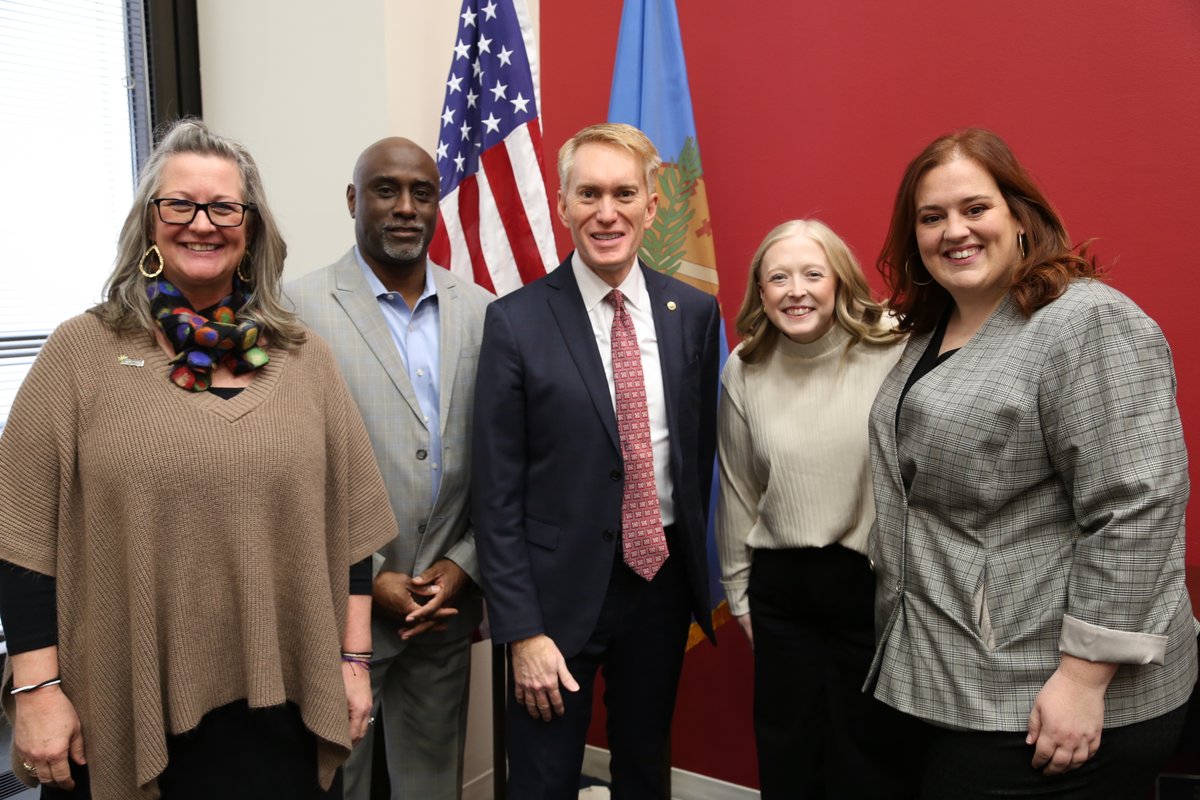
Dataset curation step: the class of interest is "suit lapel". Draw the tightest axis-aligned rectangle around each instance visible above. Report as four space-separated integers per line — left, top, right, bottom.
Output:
431 266 461 438
331 253 425 423
645 264 684 460
886 328 932 496
546 260 621 451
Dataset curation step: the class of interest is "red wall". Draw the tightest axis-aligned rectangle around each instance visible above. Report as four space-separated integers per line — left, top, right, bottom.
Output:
540 0 1200 788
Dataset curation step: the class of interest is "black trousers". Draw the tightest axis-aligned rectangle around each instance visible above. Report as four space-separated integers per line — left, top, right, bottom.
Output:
505 538 692 800
42 700 342 799
749 544 921 799
918 701 1189 799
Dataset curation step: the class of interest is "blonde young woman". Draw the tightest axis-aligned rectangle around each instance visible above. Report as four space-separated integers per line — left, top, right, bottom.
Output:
717 220 917 798
0 119 396 799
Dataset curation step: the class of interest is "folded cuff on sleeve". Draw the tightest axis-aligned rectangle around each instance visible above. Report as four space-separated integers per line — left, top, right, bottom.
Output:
1059 614 1167 665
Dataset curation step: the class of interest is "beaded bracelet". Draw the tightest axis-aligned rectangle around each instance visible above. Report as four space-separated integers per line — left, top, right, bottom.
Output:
10 677 62 696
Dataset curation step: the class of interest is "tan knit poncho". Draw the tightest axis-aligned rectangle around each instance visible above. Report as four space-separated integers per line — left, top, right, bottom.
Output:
0 312 397 799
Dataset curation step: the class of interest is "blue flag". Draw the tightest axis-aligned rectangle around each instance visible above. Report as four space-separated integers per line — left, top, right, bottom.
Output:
608 0 732 646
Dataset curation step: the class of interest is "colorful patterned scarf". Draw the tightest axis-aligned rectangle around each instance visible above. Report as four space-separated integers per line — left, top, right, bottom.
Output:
147 276 269 392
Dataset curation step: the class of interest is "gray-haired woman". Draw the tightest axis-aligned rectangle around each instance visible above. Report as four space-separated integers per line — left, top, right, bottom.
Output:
0 119 396 799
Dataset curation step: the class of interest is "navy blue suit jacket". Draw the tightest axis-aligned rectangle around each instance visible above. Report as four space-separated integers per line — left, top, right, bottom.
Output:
472 256 720 658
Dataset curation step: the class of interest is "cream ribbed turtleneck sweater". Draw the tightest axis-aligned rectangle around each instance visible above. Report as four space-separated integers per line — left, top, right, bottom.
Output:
716 323 905 616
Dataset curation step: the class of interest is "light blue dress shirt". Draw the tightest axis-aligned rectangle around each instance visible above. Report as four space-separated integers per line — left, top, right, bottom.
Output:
355 247 442 503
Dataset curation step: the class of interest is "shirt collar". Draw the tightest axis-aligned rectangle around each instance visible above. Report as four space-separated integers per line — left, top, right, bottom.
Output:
354 246 438 307
571 251 645 312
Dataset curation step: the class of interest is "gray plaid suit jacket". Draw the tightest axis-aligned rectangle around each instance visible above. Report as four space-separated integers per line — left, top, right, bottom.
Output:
867 280 1196 731
286 249 493 659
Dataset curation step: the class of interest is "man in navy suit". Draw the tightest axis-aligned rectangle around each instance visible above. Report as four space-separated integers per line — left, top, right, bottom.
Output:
472 122 720 798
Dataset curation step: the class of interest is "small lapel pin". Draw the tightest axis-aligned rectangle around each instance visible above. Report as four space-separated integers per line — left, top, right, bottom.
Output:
117 355 144 367
666 301 677 311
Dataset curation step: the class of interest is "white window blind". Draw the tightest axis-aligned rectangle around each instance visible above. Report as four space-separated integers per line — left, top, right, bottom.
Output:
0 0 135 431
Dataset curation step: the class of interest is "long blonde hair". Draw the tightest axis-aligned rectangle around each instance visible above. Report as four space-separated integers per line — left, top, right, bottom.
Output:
735 219 899 364
94 118 304 349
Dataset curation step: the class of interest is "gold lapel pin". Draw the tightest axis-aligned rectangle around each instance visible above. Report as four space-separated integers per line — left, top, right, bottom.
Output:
666 301 677 311
117 354 144 367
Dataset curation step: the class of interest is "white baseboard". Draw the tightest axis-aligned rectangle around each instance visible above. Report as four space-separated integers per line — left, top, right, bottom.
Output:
462 768 495 800
583 744 760 800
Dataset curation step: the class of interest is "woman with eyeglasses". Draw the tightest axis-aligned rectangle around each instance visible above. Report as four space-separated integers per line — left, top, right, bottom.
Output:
867 128 1195 798
0 119 397 799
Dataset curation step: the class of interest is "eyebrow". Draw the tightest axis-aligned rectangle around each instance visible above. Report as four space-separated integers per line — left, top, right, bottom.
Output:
916 194 993 213
574 182 639 193
369 176 437 190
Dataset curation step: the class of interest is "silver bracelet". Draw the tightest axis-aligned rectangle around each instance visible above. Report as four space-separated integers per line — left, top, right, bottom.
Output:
10 677 61 696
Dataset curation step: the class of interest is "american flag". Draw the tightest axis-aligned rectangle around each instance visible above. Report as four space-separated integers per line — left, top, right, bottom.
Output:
429 0 558 295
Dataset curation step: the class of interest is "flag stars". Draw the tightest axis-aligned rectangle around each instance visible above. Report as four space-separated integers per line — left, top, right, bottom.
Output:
466 88 479 108
510 92 530 114
460 121 472 141
461 8 477 27
436 140 449 160
447 74 463 94
478 35 493 54
482 0 498 20
490 80 508 101
472 58 484 78
483 113 501 133
454 153 465 173
453 38 471 60
497 45 514 66
441 105 455 127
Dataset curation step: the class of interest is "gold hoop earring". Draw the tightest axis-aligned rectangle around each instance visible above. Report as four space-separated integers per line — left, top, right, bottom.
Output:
139 244 163 278
904 256 932 287
236 251 253 283
1018 232 1027 259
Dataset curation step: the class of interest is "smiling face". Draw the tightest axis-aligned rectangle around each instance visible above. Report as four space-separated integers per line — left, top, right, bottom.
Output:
914 156 1024 313
349 138 440 276
557 142 658 287
758 233 838 344
153 153 249 309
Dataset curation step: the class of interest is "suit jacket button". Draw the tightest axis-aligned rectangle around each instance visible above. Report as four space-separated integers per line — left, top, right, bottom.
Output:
602 529 614 541
418 523 427 534
416 449 428 460
609 470 622 481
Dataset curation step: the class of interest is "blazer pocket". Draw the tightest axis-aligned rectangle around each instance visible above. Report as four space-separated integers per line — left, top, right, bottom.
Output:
524 517 560 551
973 569 996 650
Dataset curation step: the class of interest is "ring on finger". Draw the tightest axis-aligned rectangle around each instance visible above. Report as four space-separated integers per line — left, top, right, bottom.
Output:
21 761 37 778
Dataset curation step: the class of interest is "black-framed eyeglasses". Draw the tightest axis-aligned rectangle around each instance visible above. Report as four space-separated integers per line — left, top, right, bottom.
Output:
150 198 256 228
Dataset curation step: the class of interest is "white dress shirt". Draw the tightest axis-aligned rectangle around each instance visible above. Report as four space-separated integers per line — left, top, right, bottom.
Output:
572 253 675 526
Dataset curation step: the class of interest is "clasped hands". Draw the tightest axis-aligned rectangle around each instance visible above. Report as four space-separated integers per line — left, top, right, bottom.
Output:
372 558 469 639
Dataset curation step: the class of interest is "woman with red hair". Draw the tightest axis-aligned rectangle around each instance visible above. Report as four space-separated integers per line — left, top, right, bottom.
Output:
867 128 1195 798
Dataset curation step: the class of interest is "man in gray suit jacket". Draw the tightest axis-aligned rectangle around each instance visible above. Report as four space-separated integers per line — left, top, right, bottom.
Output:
286 138 493 800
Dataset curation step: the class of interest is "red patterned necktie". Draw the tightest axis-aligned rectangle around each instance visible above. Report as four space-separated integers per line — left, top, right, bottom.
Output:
605 289 668 580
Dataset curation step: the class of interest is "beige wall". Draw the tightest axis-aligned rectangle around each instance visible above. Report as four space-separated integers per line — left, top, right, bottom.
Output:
198 0 536 280
197 2 541 792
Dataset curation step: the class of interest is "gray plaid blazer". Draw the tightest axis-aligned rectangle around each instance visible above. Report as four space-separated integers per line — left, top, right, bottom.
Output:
867 280 1196 730
286 249 493 658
